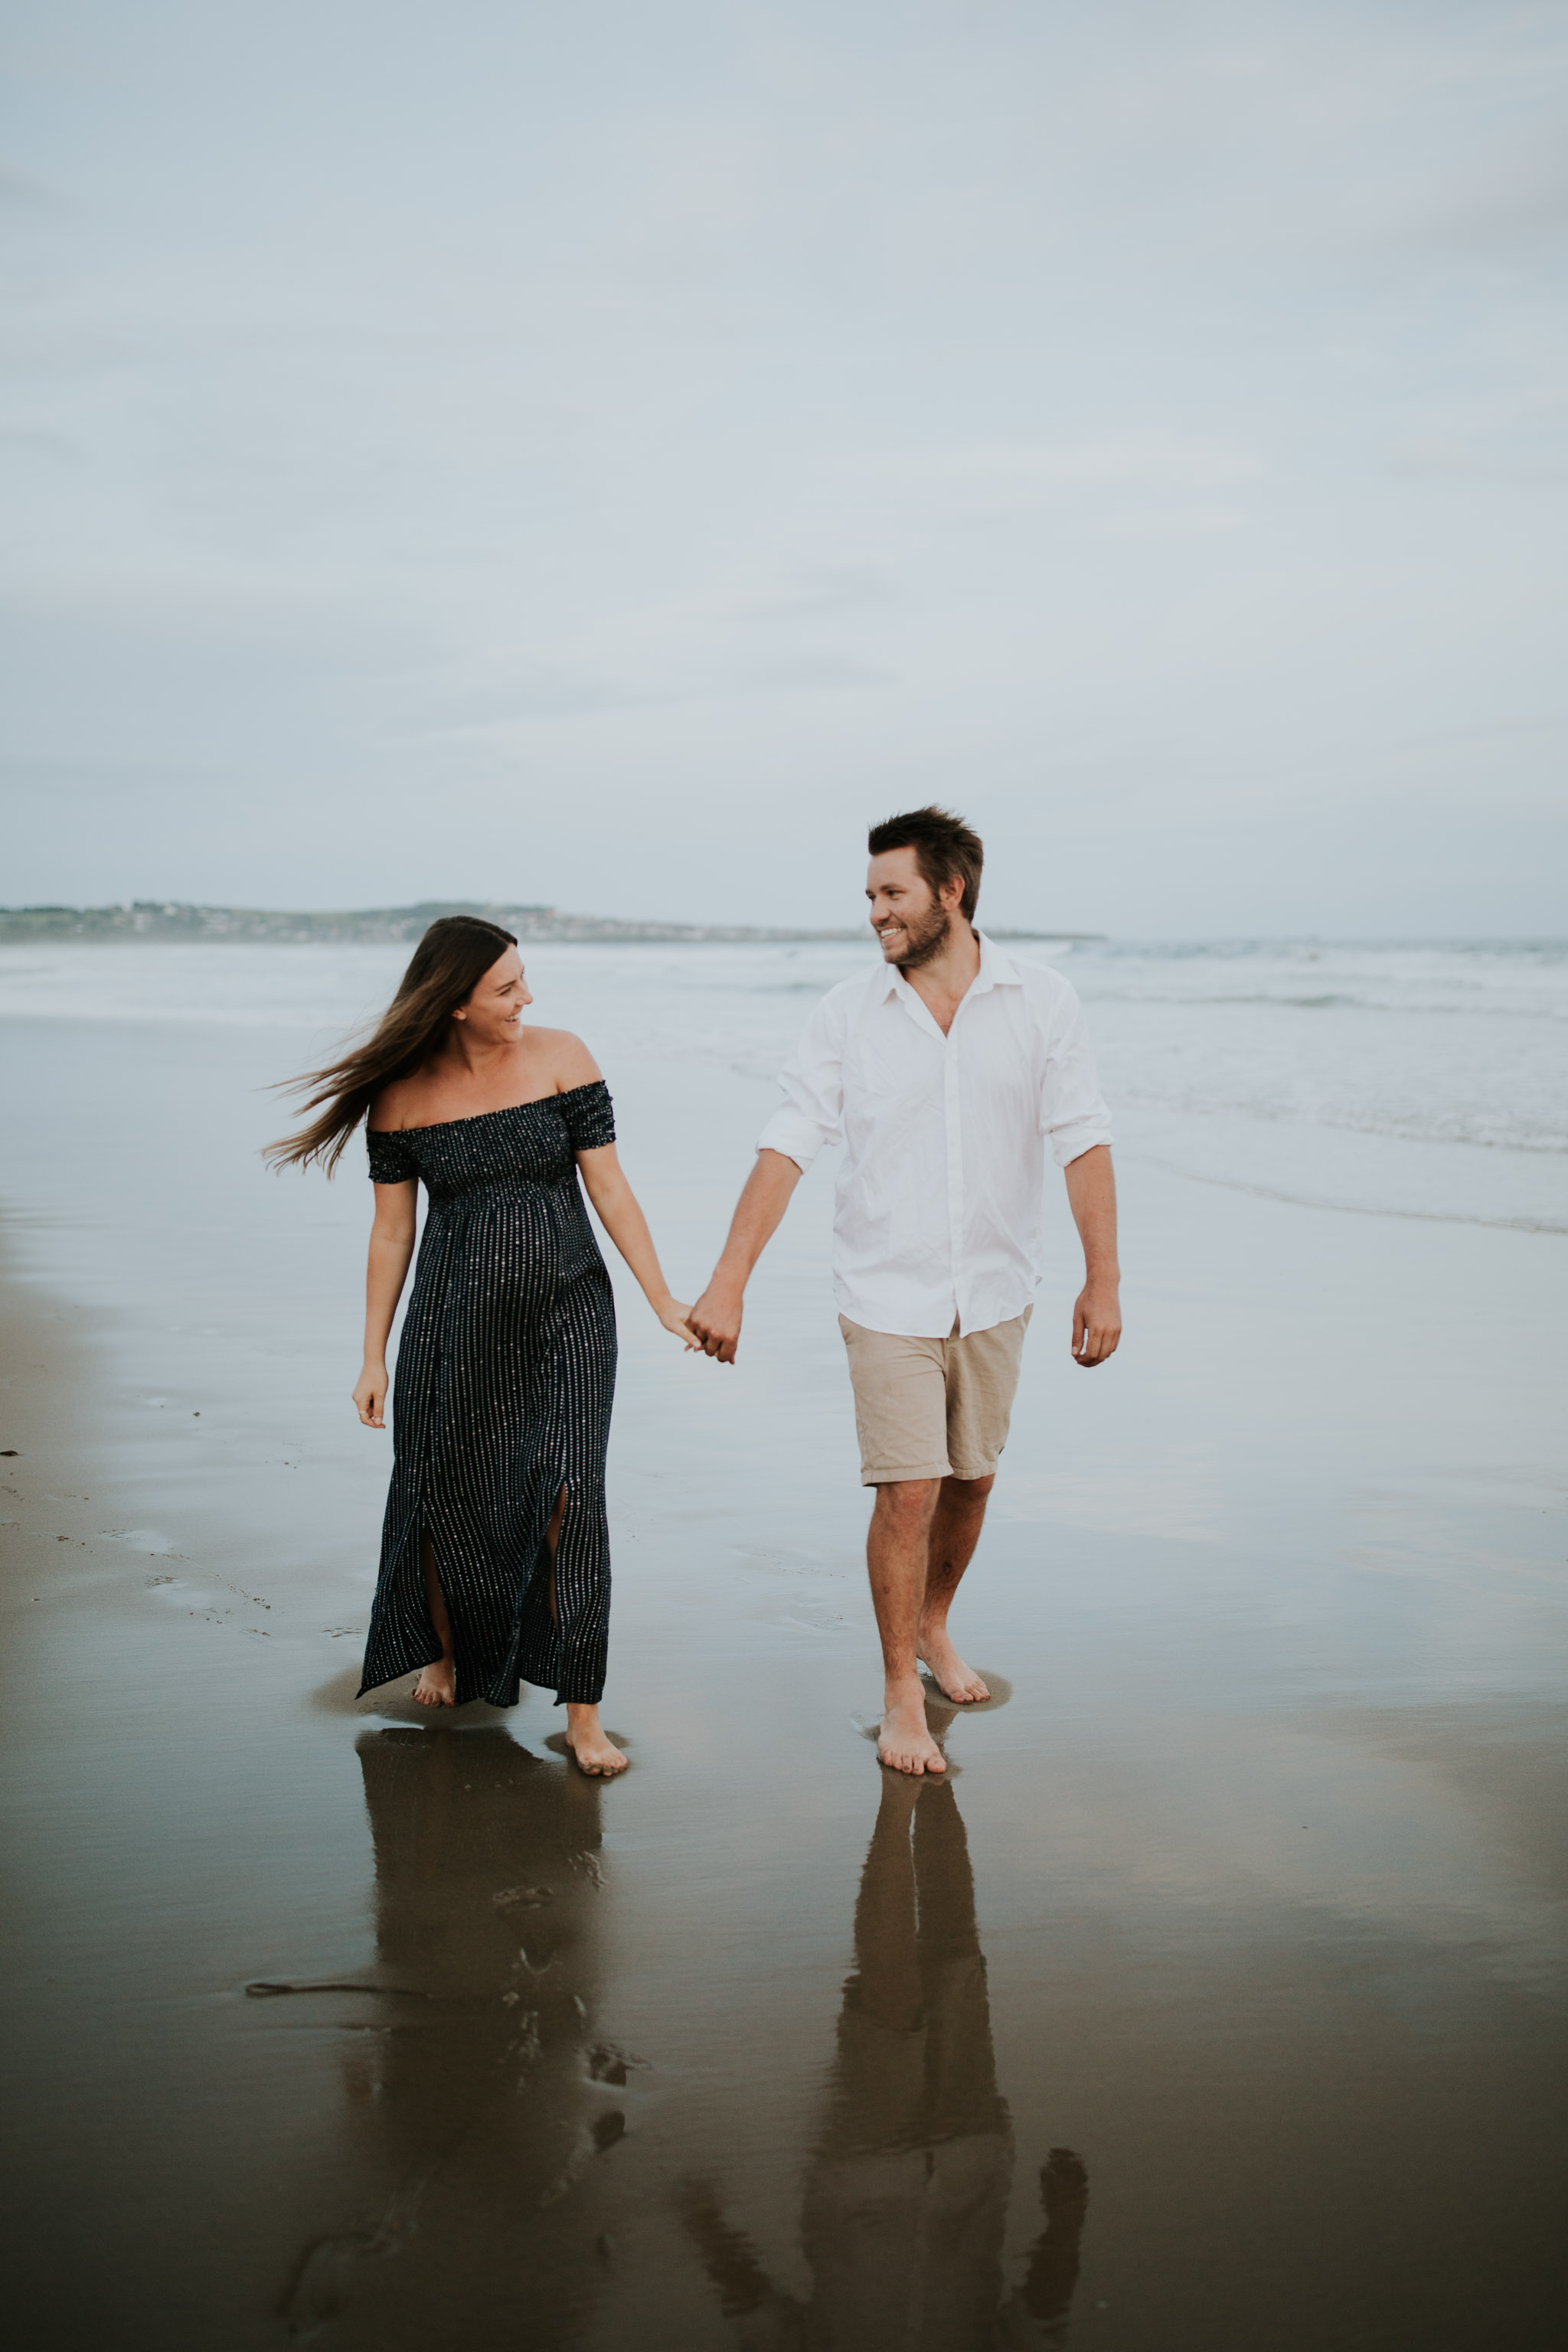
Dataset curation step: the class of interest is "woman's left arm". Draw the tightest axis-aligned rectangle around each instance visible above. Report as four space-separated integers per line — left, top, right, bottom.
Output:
577 1144 696 1345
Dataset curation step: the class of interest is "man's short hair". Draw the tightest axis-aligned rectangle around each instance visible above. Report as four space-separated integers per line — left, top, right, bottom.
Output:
867 805 984 923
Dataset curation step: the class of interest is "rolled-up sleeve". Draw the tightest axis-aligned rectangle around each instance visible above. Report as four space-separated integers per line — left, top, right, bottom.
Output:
1040 982 1114 1168
757 995 844 1173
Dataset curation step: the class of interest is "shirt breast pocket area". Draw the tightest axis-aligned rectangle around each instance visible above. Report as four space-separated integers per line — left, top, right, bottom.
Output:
964 1024 1040 1119
842 1037 929 1138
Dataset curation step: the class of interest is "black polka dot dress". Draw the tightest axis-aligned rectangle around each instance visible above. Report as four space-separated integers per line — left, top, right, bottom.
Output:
358 1081 619 1708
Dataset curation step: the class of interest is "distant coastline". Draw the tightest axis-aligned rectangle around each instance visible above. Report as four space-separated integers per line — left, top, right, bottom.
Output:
0 899 1103 946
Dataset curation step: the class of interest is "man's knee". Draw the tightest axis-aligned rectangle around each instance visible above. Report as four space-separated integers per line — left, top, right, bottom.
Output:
942 1471 995 1502
872 1476 942 1530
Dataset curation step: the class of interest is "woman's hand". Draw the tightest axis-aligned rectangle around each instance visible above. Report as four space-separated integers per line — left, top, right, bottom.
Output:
655 1297 701 1350
354 1361 389 1427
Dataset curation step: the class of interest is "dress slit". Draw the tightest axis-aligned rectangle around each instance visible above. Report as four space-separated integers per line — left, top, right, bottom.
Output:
416 1523 456 1671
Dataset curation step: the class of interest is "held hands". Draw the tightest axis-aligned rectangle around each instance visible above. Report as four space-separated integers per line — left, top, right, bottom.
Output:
1072 1282 1122 1367
687 1279 743 1364
353 1361 389 1427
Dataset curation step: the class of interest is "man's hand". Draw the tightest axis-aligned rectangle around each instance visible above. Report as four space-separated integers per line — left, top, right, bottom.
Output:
1072 1282 1121 1367
688 1279 744 1364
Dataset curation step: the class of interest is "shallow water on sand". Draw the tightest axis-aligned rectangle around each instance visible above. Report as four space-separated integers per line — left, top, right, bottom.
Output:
2 947 1566 2348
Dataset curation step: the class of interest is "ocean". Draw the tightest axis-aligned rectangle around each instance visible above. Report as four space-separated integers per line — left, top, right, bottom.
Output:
0 933 1563 1232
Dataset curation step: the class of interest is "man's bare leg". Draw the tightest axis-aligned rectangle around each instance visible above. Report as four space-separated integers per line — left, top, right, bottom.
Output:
868 1478 949 1775
413 1530 457 1706
544 1483 628 1779
918 1472 995 1703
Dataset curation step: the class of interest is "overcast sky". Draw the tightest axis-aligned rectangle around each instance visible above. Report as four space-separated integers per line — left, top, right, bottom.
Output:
3 1 1566 935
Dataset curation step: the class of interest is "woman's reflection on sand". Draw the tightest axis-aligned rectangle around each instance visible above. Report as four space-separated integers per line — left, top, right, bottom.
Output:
284 1725 629 2344
682 1765 1089 2350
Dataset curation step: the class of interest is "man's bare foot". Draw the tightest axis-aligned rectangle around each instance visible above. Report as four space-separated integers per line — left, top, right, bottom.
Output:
877 1687 948 1776
917 1625 990 1704
412 1658 456 1707
564 1704 628 1778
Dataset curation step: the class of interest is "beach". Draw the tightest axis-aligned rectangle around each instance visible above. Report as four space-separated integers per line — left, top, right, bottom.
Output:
2 937 1566 2348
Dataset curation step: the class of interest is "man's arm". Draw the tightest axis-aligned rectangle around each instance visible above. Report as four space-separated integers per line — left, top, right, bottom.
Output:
1063 1144 1121 1367
688 1149 802 1364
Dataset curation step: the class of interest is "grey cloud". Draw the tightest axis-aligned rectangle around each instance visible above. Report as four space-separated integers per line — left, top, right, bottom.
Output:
0 162 63 211
406 672 684 729
0 425 80 462
744 656 897 693
0 753 229 798
915 439 1264 494
717 564 900 623
1387 449 1568 485
1398 160 1568 256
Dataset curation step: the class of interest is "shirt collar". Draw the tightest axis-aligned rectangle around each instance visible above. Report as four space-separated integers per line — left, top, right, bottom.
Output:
978 931 1022 989
877 927 1021 1006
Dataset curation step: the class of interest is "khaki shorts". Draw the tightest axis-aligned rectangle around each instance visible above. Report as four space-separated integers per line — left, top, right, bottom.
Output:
838 1308 1032 1485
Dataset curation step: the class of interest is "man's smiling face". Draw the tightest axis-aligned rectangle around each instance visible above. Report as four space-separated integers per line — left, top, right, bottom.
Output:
866 845 954 971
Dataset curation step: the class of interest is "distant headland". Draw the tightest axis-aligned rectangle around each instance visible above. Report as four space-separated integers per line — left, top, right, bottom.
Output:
0 900 1102 946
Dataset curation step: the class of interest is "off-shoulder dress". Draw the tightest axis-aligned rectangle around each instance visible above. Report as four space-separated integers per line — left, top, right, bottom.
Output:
358 1080 619 1707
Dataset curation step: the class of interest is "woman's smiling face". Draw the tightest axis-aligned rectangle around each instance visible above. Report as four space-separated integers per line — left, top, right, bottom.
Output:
454 946 533 1044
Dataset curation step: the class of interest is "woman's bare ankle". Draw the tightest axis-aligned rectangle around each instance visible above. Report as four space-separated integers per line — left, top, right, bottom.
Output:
412 1655 456 1707
564 1703 628 1777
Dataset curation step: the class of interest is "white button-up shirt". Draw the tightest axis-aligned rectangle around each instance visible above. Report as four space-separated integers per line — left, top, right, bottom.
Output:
756 933 1112 1338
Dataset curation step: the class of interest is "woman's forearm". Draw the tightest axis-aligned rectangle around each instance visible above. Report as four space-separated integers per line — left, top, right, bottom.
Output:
363 1229 416 1362
582 1168 677 1308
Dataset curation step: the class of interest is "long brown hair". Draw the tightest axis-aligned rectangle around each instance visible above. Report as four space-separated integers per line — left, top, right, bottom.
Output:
265 915 519 1174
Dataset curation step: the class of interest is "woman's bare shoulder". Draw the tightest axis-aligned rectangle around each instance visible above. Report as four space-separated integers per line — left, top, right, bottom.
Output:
530 1028 603 1093
368 1075 422 1133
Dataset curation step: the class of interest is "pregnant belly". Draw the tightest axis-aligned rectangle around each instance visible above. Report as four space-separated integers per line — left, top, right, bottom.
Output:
425 1191 602 1314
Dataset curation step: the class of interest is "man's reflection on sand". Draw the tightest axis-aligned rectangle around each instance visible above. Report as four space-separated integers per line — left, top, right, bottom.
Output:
681 1769 1089 2350
283 1726 629 2344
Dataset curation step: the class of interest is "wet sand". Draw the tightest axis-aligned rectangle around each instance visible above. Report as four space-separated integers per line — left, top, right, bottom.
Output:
3 1007 1567 2348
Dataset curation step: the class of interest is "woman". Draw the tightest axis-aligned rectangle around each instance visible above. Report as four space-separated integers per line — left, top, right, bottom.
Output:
268 914 693 1775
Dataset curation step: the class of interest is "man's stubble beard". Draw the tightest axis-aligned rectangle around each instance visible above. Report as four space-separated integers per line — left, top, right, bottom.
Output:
887 903 951 972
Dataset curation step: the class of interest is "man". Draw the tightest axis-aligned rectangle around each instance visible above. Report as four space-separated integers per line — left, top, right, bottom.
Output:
689 806 1120 1776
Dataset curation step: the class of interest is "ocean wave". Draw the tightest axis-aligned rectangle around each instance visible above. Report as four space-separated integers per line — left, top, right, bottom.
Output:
1080 988 1567 1018
1108 1086 1568 1156
1072 940 1568 1023
1124 1154 1568 1236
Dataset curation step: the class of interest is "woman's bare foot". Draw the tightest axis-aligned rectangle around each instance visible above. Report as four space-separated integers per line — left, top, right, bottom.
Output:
564 1703 628 1777
916 1625 990 1705
412 1658 456 1707
877 1684 948 1776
